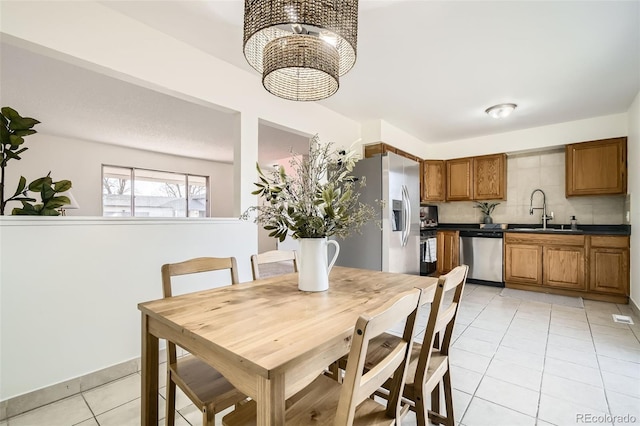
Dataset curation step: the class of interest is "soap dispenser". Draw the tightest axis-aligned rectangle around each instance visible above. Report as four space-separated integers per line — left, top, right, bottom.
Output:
570 216 578 231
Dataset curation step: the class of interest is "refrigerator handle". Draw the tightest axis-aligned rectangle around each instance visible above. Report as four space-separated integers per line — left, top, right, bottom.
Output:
402 185 410 247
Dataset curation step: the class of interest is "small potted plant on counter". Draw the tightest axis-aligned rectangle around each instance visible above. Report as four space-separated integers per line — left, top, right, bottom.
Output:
474 201 500 224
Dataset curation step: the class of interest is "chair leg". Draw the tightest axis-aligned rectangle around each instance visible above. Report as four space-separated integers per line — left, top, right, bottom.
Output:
165 372 176 426
414 387 428 426
431 382 441 422
203 403 215 426
443 369 455 426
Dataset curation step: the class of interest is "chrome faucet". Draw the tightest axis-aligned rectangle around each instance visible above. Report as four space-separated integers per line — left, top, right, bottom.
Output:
529 189 553 229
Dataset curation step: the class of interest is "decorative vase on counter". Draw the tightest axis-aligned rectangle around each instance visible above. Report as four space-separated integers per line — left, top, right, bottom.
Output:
483 215 493 224
298 238 340 292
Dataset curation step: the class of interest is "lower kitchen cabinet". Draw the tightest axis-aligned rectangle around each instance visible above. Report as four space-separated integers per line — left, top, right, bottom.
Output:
504 232 630 303
504 244 542 285
436 230 459 274
589 236 630 295
543 246 586 290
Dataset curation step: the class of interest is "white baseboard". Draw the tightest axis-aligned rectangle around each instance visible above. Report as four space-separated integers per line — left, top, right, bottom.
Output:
0 348 167 421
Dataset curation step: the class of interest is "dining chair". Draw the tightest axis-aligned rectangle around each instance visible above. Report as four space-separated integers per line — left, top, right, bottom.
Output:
161 257 247 426
250 249 298 280
221 287 424 426
364 265 469 426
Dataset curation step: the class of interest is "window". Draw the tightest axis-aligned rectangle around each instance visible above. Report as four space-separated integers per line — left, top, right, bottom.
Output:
102 165 209 217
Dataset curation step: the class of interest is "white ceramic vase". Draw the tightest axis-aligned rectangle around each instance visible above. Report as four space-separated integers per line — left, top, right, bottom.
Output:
298 237 340 292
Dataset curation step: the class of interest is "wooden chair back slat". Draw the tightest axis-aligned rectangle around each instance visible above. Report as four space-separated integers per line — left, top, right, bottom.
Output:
335 288 422 426
415 265 468 388
250 250 298 280
161 256 239 364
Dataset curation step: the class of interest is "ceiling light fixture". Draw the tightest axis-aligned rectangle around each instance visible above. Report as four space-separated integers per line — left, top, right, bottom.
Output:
485 103 517 119
243 0 359 102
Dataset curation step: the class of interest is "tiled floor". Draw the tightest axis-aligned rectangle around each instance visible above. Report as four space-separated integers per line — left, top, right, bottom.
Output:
3 283 640 426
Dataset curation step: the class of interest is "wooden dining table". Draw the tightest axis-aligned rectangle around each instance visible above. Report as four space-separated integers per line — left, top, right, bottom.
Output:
139 266 438 426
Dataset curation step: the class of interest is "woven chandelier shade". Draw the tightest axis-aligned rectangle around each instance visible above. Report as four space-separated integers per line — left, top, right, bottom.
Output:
243 0 358 101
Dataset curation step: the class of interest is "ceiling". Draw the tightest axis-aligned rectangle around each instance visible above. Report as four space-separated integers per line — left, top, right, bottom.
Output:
1 1 639 163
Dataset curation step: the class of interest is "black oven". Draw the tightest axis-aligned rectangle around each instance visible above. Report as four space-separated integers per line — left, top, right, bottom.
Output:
420 228 438 276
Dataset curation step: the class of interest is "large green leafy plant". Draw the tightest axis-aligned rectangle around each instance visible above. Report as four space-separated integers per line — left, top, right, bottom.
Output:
0 106 72 215
242 135 377 242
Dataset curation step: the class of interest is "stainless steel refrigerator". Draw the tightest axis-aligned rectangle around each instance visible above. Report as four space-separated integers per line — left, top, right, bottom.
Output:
336 151 420 274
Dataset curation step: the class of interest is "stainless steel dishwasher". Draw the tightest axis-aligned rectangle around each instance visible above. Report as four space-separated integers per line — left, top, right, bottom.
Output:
459 230 504 286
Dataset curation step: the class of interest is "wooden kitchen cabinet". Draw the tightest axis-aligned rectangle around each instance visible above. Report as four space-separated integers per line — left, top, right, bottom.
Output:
543 245 586 290
504 232 585 290
421 160 446 202
446 158 473 201
589 236 630 295
566 137 627 196
504 243 542 285
504 232 629 303
436 230 459 274
474 153 506 200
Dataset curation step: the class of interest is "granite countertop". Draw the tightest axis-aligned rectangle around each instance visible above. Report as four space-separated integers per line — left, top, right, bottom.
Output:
432 223 631 236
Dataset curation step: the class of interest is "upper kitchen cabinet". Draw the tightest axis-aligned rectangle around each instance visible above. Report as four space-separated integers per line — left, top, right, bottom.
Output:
421 160 446 202
473 153 507 200
566 137 627 196
445 154 506 201
446 157 473 201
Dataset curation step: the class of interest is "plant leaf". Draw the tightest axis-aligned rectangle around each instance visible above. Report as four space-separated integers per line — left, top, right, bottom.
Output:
54 180 72 192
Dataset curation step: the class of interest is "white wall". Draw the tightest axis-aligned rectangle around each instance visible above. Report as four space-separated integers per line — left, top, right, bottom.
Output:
360 120 427 157
423 113 628 159
3 133 235 217
627 91 640 309
0 217 257 400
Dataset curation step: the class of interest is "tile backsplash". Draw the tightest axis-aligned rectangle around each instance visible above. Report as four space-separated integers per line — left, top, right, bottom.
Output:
430 148 626 226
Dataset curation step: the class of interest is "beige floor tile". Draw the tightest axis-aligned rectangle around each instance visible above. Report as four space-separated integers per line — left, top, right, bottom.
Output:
485 358 542 391
549 323 593 341
95 398 138 426
508 319 550 335
461 397 536 426
449 347 492 374
475 376 539 417
593 334 640 351
606 390 640 423
83 373 141 415
452 389 472 423
538 393 610 426
550 317 590 331
591 324 636 339
452 336 498 358
7 395 92 426
541 373 608 413
601 371 640 399
546 345 599 369
467 318 510 333
450 365 483 395
74 419 98 426
500 335 547 355
595 344 640 364
543 357 603 387
494 346 545 371
460 326 505 344
597 355 640 379
547 333 595 352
